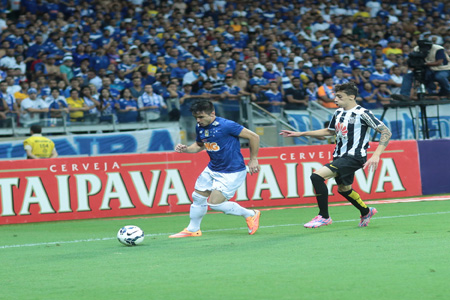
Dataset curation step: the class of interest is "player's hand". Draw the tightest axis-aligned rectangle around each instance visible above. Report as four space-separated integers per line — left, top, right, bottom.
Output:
175 144 187 153
363 155 380 172
279 130 300 137
248 158 260 175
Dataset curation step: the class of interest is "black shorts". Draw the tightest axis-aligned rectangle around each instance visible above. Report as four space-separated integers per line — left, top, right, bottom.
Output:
324 155 366 186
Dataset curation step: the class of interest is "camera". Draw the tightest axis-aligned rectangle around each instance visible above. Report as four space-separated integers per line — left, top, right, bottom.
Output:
407 40 433 83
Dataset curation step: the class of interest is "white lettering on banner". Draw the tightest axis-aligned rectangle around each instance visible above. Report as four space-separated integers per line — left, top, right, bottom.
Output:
376 158 406 192
74 174 102 211
280 151 332 161
302 162 324 197
355 169 375 193
0 159 408 218
286 163 300 198
236 179 248 201
252 165 284 200
0 178 19 216
49 162 120 173
100 173 134 210
0 169 192 217
19 177 55 215
56 175 72 213
129 170 161 207
158 170 191 206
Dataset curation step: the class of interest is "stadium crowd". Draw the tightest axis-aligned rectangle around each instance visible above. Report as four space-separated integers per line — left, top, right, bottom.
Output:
0 0 449 128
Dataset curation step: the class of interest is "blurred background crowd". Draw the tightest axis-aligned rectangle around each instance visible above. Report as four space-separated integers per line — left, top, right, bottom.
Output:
0 0 449 128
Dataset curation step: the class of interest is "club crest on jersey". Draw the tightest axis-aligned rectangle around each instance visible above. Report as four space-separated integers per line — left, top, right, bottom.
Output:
348 117 356 124
205 130 209 137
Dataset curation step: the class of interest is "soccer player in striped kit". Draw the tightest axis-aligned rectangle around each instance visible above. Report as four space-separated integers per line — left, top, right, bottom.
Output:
170 100 261 238
280 82 392 228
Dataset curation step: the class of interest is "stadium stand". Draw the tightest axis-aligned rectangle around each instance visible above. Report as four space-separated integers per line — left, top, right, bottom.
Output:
0 0 449 138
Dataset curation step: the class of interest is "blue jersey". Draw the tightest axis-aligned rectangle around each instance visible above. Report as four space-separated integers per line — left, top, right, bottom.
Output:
196 117 245 173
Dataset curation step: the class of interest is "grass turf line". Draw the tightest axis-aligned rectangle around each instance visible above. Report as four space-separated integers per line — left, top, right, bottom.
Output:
0 200 449 300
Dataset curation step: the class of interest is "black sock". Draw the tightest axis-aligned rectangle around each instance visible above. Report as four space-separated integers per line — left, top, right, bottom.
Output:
339 189 370 216
310 173 330 219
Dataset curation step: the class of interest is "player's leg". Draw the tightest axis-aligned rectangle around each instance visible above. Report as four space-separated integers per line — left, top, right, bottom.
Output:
338 184 370 217
208 190 254 218
186 190 210 232
207 170 261 235
304 166 335 228
169 168 212 238
338 183 378 227
334 157 378 227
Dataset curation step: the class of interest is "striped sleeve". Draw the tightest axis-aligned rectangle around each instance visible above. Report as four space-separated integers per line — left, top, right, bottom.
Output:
360 109 384 130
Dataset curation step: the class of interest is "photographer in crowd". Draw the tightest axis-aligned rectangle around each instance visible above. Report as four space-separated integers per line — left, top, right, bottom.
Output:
399 40 450 99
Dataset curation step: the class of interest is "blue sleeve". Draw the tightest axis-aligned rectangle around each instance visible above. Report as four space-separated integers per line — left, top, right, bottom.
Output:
224 119 244 137
435 49 447 63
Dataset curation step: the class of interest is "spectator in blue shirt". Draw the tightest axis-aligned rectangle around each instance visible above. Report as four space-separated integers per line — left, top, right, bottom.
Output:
116 88 139 123
250 68 269 89
26 34 45 58
369 62 392 87
171 59 189 81
164 48 179 69
152 74 170 95
337 56 353 78
45 88 69 119
264 81 284 113
90 48 110 72
360 82 381 109
95 28 113 49
216 75 242 122
263 62 281 81
99 88 116 123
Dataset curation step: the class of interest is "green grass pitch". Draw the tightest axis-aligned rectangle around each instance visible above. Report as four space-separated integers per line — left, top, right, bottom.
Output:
1 199 449 300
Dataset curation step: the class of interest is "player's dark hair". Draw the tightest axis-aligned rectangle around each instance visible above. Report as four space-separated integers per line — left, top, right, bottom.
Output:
30 124 42 134
335 82 358 97
190 100 214 114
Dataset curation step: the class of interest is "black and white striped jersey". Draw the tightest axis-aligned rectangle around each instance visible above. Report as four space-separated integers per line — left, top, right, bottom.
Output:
328 105 385 158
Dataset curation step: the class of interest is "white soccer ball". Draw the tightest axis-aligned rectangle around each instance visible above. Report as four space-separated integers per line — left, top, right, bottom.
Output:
117 225 145 246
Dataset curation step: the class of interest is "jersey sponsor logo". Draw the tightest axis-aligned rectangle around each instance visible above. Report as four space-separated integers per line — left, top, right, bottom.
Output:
204 142 220 151
335 122 348 137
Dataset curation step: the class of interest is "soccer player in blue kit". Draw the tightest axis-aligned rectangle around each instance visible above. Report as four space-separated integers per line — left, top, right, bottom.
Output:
170 100 261 238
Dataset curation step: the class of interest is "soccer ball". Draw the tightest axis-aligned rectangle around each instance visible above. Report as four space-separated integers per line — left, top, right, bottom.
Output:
117 225 145 246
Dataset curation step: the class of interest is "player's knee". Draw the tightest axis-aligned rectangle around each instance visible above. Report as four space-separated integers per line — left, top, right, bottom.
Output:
207 197 226 205
192 191 208 205
337 185 352 194
310 173 325 184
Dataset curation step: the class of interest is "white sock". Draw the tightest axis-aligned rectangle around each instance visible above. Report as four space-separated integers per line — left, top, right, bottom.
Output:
187 192 208 232
209 201 255 218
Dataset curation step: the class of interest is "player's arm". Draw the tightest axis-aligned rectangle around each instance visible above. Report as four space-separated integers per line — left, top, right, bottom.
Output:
25 149 38 159
24 144 38 159
363 123 392 171
174 141 205 153
50 148 58 158
280 128 334 138
239 128 260 175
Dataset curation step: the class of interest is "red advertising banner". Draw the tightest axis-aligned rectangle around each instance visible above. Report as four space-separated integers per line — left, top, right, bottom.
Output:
0 140 422 225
